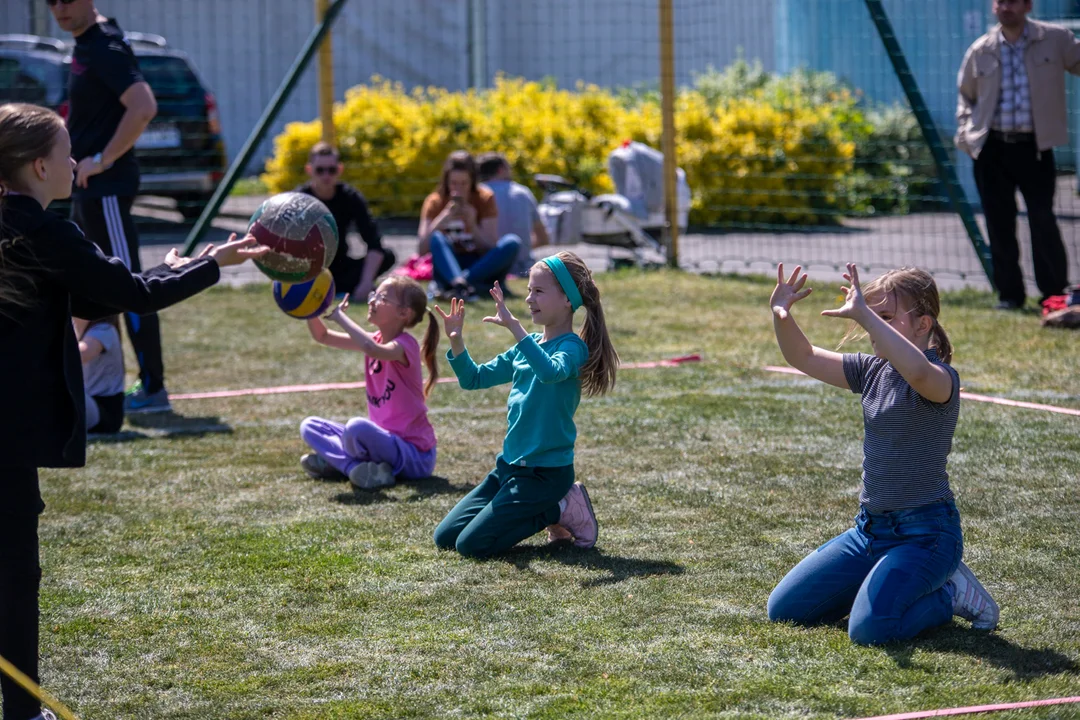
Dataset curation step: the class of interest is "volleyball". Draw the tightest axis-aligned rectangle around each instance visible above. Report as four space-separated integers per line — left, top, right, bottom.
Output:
248 192 338 283
272 268 336 320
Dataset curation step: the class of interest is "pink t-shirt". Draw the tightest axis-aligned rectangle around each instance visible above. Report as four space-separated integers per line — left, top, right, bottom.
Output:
366 331 437 452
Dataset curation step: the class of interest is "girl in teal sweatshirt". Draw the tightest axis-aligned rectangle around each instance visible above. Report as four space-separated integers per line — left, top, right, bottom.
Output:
434 251 619 557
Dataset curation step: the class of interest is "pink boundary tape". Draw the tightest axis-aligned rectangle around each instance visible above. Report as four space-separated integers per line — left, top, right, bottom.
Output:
763 366 1080 417
171 354 703 401
849 695 1080 720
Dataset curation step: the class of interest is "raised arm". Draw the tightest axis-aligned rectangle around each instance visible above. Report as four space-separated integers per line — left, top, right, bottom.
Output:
770 264 849 389
306 316 363 352
437 297 514 389
821 264 954 403
323 297 407 364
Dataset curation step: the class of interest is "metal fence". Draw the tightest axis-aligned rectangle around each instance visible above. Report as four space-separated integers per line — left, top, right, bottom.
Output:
3 0 1079 293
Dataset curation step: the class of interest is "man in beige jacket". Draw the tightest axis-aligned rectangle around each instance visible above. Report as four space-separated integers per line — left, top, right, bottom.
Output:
956 0 1080 309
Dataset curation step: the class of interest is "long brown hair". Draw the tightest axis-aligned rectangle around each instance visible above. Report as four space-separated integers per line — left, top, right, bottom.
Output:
435 150 477 200
536 251 619 396
839 267 953 363
382 275 440 397
0 103 66 313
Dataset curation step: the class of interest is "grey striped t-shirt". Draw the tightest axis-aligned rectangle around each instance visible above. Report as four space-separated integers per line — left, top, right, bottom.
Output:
843 349 960 513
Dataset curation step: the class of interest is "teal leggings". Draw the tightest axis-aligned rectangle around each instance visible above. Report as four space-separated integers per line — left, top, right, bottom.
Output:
434 456 574 558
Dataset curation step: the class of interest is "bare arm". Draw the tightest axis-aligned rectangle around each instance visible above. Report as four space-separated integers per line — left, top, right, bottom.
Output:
306 317 362 352
822 264 954 403
104 82 157 166
770 264 849 389
79 336 105 364
324 301 407 364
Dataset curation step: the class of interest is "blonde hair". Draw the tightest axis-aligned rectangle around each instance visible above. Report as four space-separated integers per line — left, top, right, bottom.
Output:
380 275 440 397
838 267 952 363
534 251 619 396
0 103 65 313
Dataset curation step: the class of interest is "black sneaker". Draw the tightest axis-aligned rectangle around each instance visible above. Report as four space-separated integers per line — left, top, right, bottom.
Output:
994 299 1024 311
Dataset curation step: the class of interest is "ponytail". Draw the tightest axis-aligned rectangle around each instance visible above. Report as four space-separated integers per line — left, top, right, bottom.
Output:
929 318 952 364
541 251 619 396
380 274 440 398
421 308 440 398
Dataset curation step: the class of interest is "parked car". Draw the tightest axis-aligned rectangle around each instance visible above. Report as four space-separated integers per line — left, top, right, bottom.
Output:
0 32 227 220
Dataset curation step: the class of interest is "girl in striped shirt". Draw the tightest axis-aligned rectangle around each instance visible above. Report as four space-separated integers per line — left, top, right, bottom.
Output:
766 263 998 645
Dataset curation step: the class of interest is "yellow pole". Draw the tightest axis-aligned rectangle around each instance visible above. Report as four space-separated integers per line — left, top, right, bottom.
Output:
0 654 80 720
658 0 679 268
316 0 335 145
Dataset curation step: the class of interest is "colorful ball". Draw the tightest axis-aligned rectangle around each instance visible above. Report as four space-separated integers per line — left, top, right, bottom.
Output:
272 268 336 320
249 192 338 283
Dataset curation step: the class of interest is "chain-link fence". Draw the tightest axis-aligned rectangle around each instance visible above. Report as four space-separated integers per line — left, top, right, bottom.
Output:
3 0 1079 293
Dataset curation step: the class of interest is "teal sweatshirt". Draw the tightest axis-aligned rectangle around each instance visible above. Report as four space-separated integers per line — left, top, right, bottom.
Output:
447 332 589 467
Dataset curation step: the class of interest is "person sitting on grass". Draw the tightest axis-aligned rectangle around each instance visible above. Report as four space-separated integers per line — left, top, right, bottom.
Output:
297 142 395 301
417 150 521 300
299 276 440 491
476 151 549 278
433 251 618 558
766 262 999 646
74 314 125 435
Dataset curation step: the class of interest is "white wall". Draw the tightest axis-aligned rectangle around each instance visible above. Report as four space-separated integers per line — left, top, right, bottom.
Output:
16 0 774 170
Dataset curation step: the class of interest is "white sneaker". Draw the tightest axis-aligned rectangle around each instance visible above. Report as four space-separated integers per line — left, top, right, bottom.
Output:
949 560 1000 630
348 461 395 491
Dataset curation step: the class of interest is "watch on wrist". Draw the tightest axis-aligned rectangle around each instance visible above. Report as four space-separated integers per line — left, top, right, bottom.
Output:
92 152 112 170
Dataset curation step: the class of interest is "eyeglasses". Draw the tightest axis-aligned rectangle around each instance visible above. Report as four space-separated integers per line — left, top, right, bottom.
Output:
367 291 402 306
45 0 79 6
313 166 339 176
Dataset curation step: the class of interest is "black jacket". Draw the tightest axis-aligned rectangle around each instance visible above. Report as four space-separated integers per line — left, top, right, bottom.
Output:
0 194 220 469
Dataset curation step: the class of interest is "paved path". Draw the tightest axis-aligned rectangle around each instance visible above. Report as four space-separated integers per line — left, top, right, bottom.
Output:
134 187 1080 294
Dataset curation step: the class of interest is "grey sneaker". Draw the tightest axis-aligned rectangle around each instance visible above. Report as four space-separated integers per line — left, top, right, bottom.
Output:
300 453 343 480
124 386 172 414
348 461 395 490
949 560 1000 630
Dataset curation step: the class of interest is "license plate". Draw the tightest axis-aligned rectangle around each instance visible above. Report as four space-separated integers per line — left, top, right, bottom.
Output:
136 125 181 149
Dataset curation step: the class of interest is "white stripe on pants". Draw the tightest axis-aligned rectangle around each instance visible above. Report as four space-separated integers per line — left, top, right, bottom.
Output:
102 195 131 268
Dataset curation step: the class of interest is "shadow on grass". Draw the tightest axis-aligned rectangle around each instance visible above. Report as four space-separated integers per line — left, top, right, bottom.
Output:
331 475 472 506
887 626 1079 680
89 413 232 443
500 542 686 587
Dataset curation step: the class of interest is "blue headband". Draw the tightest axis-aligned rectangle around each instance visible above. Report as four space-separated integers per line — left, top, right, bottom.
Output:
542 256 583 312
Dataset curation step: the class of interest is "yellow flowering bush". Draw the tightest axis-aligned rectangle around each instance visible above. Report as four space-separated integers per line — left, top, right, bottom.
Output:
263 75 857 226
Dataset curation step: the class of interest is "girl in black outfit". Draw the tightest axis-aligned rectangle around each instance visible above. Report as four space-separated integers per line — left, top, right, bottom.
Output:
0 103 266 720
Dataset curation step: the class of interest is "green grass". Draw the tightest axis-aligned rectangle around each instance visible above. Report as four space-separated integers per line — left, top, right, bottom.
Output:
40 271 1080 719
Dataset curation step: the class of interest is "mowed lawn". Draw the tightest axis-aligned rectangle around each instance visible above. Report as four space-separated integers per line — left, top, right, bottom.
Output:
39 271 1080 719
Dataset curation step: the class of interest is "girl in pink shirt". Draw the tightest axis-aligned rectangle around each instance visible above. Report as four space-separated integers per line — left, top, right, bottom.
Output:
300 276 439 490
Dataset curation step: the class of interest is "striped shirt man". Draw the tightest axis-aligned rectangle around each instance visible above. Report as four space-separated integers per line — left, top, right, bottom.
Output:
993 25 1034 133
843 349 960 513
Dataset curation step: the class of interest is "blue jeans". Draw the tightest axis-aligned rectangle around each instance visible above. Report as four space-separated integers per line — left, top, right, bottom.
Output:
767 500 963 646
429 231 522 290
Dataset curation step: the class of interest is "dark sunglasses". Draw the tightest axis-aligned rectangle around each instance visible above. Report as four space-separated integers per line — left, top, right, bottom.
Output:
45 0 79 6
313 166 339 176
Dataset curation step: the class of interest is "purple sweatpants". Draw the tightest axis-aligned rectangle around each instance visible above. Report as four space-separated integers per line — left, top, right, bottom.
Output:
300 416 437 480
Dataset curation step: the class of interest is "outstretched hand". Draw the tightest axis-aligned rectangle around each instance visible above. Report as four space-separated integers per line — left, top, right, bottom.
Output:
482 281 518 329
435 297 466 341
163 242 216 270
206 233 271 268
326 293 350 322
821 263 870 322
770 263 813 320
